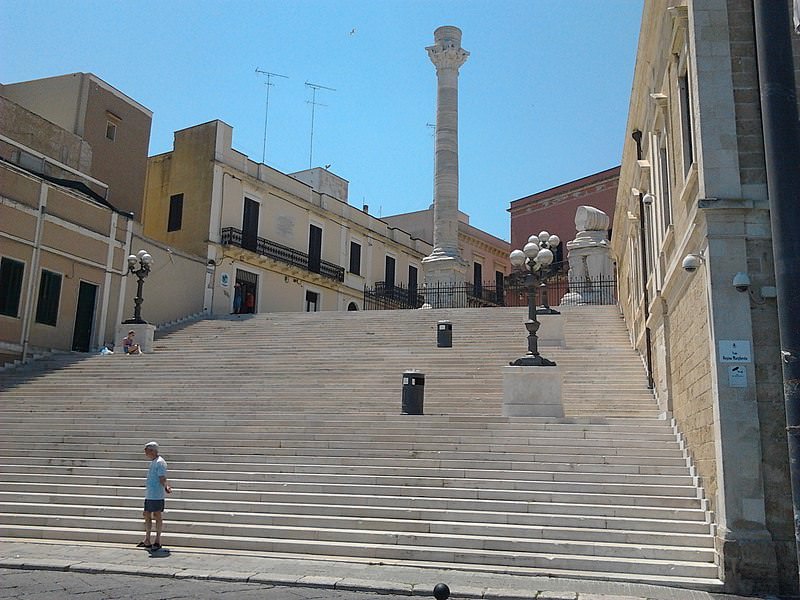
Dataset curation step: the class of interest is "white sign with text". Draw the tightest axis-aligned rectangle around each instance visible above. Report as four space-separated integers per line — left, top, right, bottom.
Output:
719 340 752 363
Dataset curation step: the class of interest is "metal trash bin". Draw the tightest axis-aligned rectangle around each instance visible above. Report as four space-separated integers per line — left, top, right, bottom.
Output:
437 320 452 348
401 370 425 415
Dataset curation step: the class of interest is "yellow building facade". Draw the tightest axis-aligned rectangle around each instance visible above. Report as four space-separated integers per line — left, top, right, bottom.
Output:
144 120 432 315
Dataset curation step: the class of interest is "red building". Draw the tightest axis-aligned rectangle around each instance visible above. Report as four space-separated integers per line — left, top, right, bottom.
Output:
508 166 620 260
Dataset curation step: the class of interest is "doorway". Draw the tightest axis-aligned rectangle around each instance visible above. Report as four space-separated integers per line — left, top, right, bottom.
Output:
305 290 319 312
235 269 258 313
71 281 97 352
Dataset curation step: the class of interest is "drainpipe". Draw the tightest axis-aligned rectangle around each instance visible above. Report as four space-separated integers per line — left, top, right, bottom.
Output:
753 0 800 583
20 183 48 362
631 130 654 389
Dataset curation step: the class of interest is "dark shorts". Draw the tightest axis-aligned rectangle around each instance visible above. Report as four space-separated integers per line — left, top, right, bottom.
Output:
143 499 165 513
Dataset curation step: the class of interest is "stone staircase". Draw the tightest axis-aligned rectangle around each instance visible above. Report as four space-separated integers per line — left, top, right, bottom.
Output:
0 306 721 589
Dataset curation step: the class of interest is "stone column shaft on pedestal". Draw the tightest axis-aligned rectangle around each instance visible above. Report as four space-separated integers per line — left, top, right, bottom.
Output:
423 26 469 286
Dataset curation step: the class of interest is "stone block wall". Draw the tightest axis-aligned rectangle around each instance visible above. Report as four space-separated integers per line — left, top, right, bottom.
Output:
668 269 718 512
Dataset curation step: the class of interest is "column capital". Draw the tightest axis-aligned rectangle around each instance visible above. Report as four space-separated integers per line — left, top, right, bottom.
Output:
426 44 469 72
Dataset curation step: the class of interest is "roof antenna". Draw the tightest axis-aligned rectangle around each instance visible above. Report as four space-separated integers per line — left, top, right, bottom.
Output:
255 69 288 164
305 81 336 168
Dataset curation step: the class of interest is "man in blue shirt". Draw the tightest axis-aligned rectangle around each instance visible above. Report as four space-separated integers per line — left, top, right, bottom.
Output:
137 441 172 550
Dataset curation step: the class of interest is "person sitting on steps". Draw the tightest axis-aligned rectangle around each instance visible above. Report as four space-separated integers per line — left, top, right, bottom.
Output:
123 330 142 355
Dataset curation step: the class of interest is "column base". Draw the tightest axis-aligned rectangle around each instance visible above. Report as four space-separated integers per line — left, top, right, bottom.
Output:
422 254 468 287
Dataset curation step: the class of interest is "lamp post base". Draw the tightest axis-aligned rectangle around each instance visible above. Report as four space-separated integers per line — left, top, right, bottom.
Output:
510 354 557 367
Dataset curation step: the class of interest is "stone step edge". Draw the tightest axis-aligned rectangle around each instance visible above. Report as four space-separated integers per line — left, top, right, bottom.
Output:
0 553 726 595
0 501 716 543
0 494 711 528
0 513 717 561
1 526 720 579
0 466 698 492
0 489 709 520
0 472 701 499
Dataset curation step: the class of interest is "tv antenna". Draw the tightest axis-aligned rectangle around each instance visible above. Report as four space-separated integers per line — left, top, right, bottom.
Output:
305 81 336 168
255 68 288 164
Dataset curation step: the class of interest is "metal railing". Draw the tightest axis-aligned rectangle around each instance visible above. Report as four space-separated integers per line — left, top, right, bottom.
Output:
221 227 345 282
364 271 617 310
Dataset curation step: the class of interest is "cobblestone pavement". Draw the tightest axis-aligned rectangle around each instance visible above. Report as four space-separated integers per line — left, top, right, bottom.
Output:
0 568 418 600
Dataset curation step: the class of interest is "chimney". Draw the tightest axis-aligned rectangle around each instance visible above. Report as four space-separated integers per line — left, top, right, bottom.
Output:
363 204 369 214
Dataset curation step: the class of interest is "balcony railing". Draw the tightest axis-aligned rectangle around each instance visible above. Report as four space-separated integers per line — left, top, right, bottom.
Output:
221 227 345 282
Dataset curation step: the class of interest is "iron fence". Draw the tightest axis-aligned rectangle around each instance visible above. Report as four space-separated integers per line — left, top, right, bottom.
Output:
221 227 345 282
364 273 617 310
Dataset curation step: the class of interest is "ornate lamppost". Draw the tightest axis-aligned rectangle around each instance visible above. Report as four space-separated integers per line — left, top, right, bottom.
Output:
509 232 560 366
123 249 153 324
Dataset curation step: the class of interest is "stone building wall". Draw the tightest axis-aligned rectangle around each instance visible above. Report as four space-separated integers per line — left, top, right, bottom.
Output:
667 269 717 508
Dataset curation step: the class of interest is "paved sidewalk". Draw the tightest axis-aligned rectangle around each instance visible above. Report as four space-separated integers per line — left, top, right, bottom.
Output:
0 538 747 600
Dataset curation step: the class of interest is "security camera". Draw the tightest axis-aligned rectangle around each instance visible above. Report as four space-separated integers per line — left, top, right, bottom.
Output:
642 192 655 206
733 272 751 292
682 254 703 273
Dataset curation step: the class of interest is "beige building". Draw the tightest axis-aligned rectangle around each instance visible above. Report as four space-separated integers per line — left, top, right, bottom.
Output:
612 1 795 593
0 73 152 220
383 207 511 292
1 75 208 364
0 93 133 362
143 120 431 314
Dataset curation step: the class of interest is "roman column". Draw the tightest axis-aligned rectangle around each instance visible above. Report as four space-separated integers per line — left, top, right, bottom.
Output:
422 26 470 287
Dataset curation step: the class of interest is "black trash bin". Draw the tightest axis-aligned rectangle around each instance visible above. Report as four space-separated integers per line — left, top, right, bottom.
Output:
437 320 452 348
401 370 425 415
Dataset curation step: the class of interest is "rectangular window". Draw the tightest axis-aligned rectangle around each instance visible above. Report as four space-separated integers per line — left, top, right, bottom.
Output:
35 269 62 326
105 120 117 141
349 241 361 275
308 224 322 274
242 198 260 252
659 143 673 228
0 257 25 317
167 193 183 232
678 75 694 175
385 256 396 288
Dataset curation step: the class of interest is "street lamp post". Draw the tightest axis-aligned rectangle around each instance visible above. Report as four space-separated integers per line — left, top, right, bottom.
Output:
123 249 153 324
509 232 561 367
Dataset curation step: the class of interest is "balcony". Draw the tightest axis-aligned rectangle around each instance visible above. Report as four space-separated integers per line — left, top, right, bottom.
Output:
221 227 345 283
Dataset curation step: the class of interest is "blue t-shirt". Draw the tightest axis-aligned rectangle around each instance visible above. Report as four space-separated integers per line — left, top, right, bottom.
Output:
146 456 168 500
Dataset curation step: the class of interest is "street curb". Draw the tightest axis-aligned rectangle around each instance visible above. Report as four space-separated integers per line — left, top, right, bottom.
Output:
0 558 673 600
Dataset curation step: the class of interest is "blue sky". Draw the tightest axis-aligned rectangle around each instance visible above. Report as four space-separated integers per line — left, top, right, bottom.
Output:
1 0 642 241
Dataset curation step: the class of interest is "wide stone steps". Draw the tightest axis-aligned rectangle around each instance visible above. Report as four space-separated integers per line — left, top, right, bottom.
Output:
0 493 710 534
0 465 698 496
0 502 713 547
0 305 720 588
3 523 719 582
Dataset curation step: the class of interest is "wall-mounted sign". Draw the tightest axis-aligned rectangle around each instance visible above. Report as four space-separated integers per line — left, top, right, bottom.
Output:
728 365 748 388
220 272 230 288
719 340 751 363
